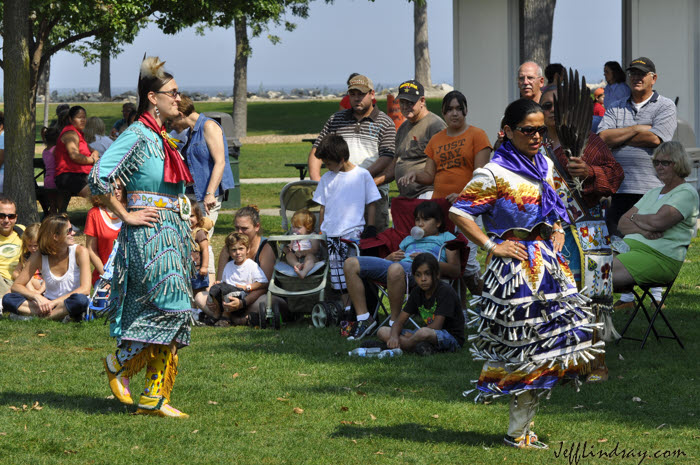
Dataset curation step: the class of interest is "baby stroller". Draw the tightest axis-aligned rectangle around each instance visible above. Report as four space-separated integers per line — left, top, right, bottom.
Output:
279 180 321 232
86 240 119 320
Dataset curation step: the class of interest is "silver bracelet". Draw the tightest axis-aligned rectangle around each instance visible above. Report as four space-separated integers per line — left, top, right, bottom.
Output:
482 239 497 253
554 228 565 234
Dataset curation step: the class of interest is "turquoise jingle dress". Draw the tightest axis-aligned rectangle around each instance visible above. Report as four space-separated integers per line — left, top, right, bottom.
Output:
89 122 194 347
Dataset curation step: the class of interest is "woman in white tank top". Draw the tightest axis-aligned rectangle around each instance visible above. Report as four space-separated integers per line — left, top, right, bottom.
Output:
7 215 91 320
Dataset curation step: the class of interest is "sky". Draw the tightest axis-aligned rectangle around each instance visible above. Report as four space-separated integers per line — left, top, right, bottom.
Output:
0 0 622 94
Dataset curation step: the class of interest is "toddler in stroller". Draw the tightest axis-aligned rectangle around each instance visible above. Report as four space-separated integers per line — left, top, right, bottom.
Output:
284 209 320 279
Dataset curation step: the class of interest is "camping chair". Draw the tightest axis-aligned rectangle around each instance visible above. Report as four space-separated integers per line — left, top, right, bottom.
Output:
279 180 320 232
86 240 120 320
616 278 684 349
357 197 469 334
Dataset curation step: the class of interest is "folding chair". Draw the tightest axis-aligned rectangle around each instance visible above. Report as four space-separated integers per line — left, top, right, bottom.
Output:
616 278 684 349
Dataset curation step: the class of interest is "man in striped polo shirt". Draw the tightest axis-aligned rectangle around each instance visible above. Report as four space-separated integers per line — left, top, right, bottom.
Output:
308 75 396 232
597 56 677 238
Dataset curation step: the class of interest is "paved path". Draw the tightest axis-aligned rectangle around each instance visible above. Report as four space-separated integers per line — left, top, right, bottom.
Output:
240 177 298 184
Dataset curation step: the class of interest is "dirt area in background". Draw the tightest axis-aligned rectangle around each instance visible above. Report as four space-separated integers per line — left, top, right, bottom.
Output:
240 133 318 145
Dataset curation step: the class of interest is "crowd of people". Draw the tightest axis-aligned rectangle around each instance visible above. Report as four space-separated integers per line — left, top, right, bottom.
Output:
0 55 697 447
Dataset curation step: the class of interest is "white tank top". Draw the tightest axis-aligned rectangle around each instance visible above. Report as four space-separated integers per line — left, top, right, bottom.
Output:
42 244 81 300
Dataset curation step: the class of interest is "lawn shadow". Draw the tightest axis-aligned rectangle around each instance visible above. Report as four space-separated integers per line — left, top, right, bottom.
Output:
329 422 500 447
0 391 129 415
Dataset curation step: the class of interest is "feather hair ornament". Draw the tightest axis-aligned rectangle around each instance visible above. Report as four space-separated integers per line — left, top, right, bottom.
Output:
139 56 166 80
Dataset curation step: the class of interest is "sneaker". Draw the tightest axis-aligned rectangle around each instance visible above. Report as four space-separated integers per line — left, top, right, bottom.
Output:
414 341 437 356
612 299 635 312
347 317 376 341
360 339 387 350
503 433 548 449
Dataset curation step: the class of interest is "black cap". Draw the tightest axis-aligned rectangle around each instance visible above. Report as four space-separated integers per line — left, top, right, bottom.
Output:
397 80 424 103
627 57 656 74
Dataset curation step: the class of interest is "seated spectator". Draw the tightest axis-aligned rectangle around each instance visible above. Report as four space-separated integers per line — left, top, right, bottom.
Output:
283 209 320 279
0 195 24 298
603 60 630 108
49 104 70 129
11 223 44 294
110 102 137 138
85 184 125 286
343 200 461 340
2 215 91 320
376 253 464 354
613 141 699 291
313 134 381 294
84 116 114 155
55 106 100 201
41 127 61 217
398 90 491 293
200 232 268 326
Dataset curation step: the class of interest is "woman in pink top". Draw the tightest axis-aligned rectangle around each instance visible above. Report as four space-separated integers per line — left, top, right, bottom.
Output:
41 127 60 216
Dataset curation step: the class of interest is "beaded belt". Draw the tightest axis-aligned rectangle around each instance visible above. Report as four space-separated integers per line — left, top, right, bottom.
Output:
502 224 553 242
127 191 179 212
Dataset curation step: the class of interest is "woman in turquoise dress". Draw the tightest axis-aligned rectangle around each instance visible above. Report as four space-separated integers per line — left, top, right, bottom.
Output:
90 57 194 418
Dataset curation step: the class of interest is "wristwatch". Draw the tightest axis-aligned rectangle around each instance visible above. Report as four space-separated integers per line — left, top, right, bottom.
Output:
630 213 637 223
205 192 214 196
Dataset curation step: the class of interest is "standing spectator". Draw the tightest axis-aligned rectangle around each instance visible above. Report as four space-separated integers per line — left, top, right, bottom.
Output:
308 74 396 233
0 196 24 298
41 128 61 217
84 184 125 285
592 87 606 133
517 62 545 103
84 116 114 155
339 72 360 110
383 79 446 199
55 106 101 202
2 214 91 320
603 61 631 109
110 102 137 138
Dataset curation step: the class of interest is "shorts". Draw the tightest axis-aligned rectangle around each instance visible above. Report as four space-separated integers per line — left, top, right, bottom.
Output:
191 274 210 291
55 172 89 196
617 239 682 286
357 256 414 285
400 328 461 352
2 292 88 318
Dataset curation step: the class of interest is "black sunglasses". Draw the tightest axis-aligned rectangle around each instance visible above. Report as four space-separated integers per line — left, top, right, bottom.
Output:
515 126 548 137
652 160 674 167
154 89 181 98
541 102 554 111
0 213 17 220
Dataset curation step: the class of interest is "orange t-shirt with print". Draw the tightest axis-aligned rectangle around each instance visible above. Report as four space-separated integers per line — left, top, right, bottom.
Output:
424 126 491 199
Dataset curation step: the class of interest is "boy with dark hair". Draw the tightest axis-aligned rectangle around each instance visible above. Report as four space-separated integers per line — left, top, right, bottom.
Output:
313 134 381 292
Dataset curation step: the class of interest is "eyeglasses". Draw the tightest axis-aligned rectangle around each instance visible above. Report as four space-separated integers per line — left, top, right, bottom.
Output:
652 159 674 167
541 102 554 111
515 126 548 137
154 89 181 98
0 213 17 220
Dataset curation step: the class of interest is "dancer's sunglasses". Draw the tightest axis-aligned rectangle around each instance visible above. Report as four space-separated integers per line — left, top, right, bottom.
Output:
515 126 548 137
154 89 181 98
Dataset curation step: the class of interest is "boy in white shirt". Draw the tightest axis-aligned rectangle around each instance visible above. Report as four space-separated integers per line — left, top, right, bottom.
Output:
204 232 268 324
312 134 381 291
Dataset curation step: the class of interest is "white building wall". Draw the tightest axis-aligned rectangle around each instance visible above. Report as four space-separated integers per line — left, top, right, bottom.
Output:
453 0 520 141
623 0 700 146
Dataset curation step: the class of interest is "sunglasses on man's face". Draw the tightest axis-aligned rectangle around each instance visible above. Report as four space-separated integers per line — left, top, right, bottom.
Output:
515 126 548 137
652 159 674 167
0 213 17 220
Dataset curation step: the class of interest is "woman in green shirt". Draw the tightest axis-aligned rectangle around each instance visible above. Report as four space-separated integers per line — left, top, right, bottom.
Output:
614 141 699 287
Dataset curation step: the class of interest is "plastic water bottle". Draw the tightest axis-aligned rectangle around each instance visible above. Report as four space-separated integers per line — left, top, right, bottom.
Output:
410 226 424 240
348 347 382 357
377 349 403 359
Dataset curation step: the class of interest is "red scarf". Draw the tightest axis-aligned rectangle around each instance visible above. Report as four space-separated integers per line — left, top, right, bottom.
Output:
137 111 193 184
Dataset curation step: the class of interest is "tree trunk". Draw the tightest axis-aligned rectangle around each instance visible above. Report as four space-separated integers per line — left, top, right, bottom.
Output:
413 0 432 87
99 41 111 100
232 15 249 140
4 0 40 223
519 0 556 67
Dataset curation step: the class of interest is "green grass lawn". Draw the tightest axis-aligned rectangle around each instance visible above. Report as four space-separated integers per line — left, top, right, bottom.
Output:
25 98 446 138
1 233 699 463
239 143 310 178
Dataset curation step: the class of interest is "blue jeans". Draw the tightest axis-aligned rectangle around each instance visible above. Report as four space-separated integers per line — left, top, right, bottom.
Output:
401 328 461 352
2 292 88 318
357 256 413 285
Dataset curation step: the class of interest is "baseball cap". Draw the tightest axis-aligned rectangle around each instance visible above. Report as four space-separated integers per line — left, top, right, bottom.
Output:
627 57 656 74
396 80 424 103
594 87 604 98
347 75 374 93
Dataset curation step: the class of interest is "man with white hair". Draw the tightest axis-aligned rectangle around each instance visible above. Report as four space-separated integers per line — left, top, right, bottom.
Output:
517 61 545 103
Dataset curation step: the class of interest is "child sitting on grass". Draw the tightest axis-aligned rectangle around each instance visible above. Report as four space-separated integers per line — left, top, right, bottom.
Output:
202 232 268 325
312 134 381 292
12 223 44 294
284 208 320 279
376 253 464 354
190 203 213 295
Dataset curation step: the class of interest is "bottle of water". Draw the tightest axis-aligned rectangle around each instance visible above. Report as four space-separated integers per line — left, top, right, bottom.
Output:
348 347 382 357
377 349 403 359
